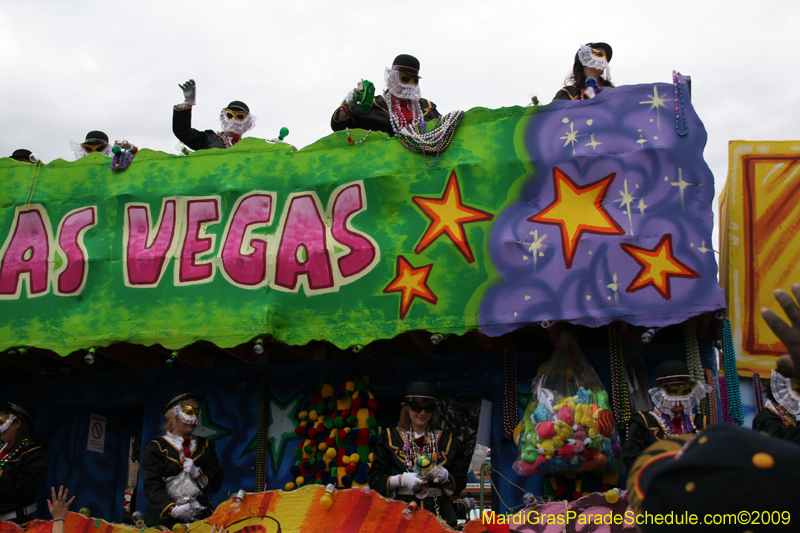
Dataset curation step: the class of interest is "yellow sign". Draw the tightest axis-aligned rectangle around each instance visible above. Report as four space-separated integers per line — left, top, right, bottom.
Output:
720 140 800 376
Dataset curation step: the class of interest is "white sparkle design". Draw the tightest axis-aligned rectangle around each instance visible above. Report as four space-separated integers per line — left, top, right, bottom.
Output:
560 122 584 155
606 273 620 305
637 198 649 216
585 134 603 151
670 167 697 212
639 86 670 130
696 240 712 254
518 230 548 272
613 179 638 235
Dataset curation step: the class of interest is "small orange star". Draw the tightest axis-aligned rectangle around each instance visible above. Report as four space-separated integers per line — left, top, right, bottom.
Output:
620 234 700 300
528 167 624 269
413 170 494 263
383 255 438 319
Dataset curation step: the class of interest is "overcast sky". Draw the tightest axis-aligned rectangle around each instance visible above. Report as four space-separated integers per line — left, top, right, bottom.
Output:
2 1 798 248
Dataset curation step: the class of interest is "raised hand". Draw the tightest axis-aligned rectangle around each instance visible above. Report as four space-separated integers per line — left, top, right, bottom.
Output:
47 486 76 520
178 79 196 106
761 283 800 375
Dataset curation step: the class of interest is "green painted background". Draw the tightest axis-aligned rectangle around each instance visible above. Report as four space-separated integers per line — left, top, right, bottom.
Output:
0 106 534 355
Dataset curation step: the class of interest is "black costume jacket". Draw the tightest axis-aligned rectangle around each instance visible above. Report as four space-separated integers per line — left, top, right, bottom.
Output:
331 95 440 137
622 411 707 472
173 107 230 151
0 439 48 523
552 83 613 102
753 406 800 444
368 427 467 527
141 436 224 527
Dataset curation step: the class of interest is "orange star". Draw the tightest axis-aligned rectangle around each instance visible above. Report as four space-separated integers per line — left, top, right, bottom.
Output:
620 234 700 300
383 255 438 319
527 167 624 269
413 170 494 263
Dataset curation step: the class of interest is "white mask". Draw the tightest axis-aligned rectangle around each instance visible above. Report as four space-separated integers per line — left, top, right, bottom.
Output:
0 413 17 434
577 44 611 81
219 110 257 136
771 370 800 415
384 68 422 100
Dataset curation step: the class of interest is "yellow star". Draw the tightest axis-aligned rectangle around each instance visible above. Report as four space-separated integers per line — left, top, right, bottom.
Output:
620 234 700 300
383 256 438 319
528 167 624 269
413 170 494 263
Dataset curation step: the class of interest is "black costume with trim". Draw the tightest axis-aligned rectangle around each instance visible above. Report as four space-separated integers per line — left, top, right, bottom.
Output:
752 406 800 444
173 107 229 151
330 95 440 137
552 83 612 102
622 411 706 472
368 427 466 527
141 435 224 527
0 439 49 523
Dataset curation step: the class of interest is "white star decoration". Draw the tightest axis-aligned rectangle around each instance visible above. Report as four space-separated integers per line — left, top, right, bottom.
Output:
639 86 670 130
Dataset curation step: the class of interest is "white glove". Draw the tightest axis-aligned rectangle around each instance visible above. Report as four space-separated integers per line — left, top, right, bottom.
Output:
462 497 477 511
400 472 425 491
344 89 356 107
183 457 200 479
170 503 196 522
432 466 450 484
178 79 196 106
115 140 134 151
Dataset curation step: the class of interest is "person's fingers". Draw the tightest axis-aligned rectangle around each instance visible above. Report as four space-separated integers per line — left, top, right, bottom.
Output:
773 289 800 327
47 501 53 511
51 487 57 501
761 307 793 340
67 496 76 506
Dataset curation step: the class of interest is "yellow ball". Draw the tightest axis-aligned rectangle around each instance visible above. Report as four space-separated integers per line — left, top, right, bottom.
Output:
349 453 360 464
296 476 304 486
285 482 296 491
605 489 619 504
299 411 308 420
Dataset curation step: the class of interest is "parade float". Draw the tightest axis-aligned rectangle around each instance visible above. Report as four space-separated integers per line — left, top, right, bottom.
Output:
0 77 738 532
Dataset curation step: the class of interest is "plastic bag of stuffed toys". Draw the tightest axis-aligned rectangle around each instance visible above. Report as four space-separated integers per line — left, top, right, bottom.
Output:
513 330 621 476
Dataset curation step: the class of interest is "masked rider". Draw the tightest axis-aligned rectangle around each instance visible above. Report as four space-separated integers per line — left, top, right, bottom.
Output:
331 54 440 137
173 79 256 151
622 360 710 471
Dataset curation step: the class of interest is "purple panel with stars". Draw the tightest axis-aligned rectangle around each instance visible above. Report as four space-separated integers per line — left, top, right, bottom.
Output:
480 79 725 335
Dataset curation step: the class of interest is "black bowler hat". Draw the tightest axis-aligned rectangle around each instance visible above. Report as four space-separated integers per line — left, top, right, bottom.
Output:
654 360 692 385
392 54 421 77
163 388 203 414
11 149 33 163
227 101 249 113
405 382 437 404
628 424 800 532
84 131 109 145
5 399 37 426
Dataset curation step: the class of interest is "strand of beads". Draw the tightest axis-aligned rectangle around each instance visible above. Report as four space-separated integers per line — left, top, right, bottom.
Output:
0 440 28 470
608 322 631 440
718 376 734 424
704 368 719 424
501 342 518 443
346 127 371 145
752 372 765 416
386 94 422 134
395 110 465 168
653 411 696 436
722 318 744 425
401 429 438 472
673 71 688 137
774 401 799 427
